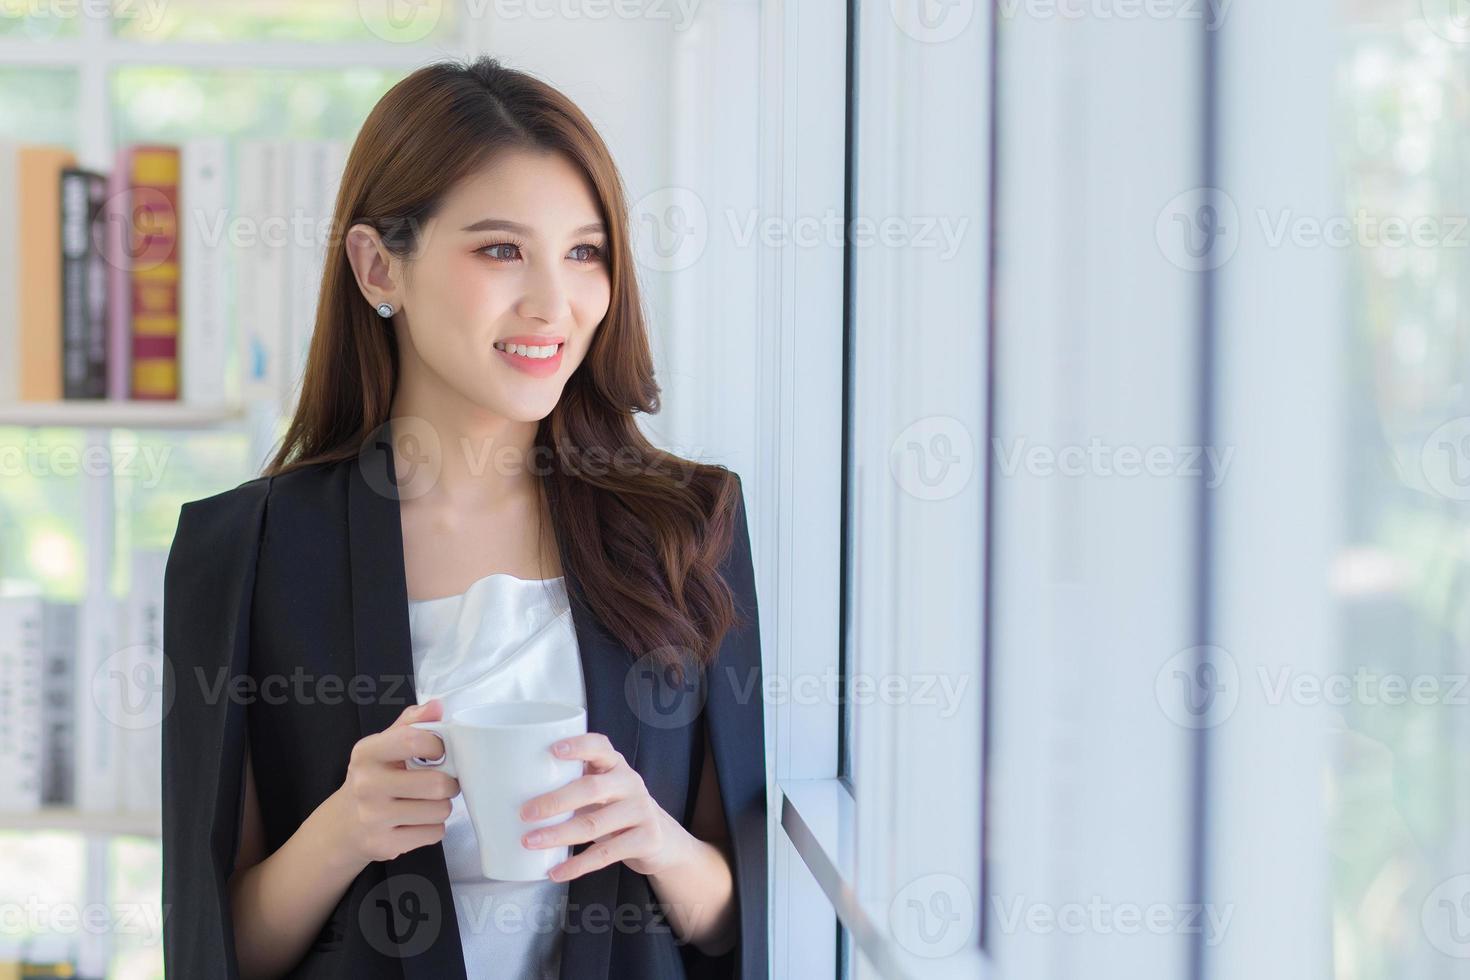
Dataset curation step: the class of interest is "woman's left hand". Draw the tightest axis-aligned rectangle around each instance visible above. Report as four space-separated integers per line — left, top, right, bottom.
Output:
519 732 694 882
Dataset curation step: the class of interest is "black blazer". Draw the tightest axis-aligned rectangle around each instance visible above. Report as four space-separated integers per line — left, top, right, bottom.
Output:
160 445 768 980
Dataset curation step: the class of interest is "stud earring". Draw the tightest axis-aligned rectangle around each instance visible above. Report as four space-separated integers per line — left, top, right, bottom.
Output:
375 302 394 318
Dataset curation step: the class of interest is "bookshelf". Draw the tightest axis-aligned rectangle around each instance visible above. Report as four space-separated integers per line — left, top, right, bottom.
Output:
0 399 245 429
0 400 272 854
0 807 160 838
0 6 478 977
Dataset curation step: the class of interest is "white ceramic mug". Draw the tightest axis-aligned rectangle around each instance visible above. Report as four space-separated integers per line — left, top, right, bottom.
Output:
407 700 587 881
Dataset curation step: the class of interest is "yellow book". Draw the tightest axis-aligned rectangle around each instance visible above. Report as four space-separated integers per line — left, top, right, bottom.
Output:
18 146 76 401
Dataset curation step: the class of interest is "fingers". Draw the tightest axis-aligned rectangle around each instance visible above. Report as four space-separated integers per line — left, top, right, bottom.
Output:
522 797 648 850
547 826 651 882
383 797 454 828
389 698 441 729
341 699 461 864
390 822 449 856
344 768 460 810
381 767 460 801
521 765 640 822
355 723 452 768
550 732 622 772
347 752 460 801
519 733 635 820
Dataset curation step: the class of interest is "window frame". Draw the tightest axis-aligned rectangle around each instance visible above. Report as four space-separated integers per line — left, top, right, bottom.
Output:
766 0 991 976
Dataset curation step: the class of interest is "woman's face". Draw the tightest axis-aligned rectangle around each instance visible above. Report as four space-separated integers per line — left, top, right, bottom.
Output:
385 148 612 423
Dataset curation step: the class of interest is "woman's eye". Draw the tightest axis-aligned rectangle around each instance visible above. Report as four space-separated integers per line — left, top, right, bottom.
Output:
482 243 520 261
479 242 602 263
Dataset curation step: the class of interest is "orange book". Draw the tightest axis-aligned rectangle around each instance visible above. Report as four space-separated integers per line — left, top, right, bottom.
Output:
128 145 180 399
18 146 76 401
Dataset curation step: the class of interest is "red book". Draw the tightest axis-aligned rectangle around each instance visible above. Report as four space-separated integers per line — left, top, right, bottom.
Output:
128 145 180 399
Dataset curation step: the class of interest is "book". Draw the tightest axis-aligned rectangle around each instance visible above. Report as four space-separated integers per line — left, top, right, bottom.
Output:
236 140 288 402
121 549 167 813
0 595 44 812
61 168 109 399
181 139 230 408
18 146 77 401
104 148 133 400
128 145 181 400
74 593 120 812
39 601 77 807
0 142 20 402
283 139 348 417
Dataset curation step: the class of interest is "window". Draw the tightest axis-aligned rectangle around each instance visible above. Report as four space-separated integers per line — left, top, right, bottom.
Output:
1330 3 1470 976
773 0 988 977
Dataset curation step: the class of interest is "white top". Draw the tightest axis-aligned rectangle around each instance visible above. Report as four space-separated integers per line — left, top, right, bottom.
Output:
407 572 586 980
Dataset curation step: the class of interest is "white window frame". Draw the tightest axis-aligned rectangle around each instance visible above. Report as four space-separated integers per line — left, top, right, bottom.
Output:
839 1 989 978
1204 0 1337 974
690 0 1345 978
749 0 991 977
983 6 1207 979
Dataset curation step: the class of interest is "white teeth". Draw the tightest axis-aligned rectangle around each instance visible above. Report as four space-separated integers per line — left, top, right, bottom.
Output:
495 342 561 359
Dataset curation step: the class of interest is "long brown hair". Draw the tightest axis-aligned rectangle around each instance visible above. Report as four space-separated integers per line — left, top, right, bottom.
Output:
264 56 745 670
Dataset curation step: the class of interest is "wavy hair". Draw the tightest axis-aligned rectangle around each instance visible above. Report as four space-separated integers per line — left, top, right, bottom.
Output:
263 56 744 670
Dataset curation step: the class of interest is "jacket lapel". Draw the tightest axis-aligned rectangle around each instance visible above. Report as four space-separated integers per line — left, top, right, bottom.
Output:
558 556 642 980
348 429 469 979
347 419 641 978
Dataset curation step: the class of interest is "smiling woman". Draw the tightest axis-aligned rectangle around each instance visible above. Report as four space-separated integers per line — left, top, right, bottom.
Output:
161 56 768 980
341 145 612 419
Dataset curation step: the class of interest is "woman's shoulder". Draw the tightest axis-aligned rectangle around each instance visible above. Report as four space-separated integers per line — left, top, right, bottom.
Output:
179 474 271 517
697 467 750 569
172 458 350 560
178 458 346 521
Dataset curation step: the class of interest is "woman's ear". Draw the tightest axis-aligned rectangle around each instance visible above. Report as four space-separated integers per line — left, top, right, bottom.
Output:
344 222 401 312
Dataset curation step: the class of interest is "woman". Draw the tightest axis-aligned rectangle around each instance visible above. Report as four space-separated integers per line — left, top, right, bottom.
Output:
161 57 767 980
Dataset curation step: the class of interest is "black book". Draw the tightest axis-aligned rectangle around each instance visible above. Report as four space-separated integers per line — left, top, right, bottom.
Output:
60 167 109 399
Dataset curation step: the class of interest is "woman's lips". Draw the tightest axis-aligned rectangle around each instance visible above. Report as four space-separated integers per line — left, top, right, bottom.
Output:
494 342 565 378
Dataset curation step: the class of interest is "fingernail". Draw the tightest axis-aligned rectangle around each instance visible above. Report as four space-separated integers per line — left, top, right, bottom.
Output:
525 832 543 846
553 741 569 755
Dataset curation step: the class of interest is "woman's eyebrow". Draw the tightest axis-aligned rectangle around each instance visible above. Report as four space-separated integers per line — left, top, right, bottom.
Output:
460 217 605 236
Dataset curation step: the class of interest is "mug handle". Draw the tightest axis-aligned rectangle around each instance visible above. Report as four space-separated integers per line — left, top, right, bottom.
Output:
406 721 458 777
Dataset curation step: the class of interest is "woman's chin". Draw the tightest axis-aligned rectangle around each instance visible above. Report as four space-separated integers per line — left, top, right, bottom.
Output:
470 389 561 425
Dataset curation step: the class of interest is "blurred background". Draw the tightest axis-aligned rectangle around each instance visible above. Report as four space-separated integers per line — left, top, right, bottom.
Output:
0 0 1465 978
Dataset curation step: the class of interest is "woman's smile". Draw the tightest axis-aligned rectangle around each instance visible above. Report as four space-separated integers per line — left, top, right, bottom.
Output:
493 335 566 377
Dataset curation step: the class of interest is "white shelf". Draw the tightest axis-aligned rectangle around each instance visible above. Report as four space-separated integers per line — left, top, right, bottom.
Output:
0 807 161 838
0 400 245 429
0 37 463 69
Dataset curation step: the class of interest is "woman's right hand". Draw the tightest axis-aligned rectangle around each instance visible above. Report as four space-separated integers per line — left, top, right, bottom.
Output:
327 698 461 868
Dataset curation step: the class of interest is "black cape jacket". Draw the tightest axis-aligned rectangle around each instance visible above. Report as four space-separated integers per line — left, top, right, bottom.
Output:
160 450 768 980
